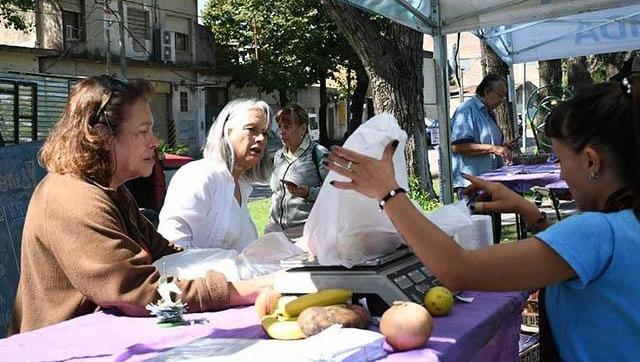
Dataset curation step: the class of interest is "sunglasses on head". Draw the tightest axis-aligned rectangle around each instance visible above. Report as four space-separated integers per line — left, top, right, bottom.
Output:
92 75 130 132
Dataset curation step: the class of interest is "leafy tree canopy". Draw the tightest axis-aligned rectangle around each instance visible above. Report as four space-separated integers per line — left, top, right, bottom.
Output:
202 0 357 97
0 0 34 31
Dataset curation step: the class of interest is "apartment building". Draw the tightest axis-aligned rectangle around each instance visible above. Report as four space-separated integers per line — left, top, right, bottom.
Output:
0 0 230 155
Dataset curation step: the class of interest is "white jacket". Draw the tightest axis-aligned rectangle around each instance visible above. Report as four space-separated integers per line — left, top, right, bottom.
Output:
158 158 255 250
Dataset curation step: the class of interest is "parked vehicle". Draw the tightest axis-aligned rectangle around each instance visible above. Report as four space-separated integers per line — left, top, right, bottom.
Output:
308 113 320 141
425 118 440 147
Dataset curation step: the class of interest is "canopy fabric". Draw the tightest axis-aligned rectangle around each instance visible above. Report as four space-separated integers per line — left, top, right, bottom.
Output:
340 0 637 203
342 0 637 35
482 4 640 64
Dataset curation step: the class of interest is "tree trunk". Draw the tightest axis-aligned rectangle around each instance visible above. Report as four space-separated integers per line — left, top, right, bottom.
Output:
319 71 329 145
538 59 562 98
366 97 375 119
322 0 435 198
604 52 628 79
480 41 516 142
347 66 368 134
567 56 592 94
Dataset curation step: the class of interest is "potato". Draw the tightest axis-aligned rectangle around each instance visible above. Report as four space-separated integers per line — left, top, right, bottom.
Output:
346 304 370 328
297 305 367 337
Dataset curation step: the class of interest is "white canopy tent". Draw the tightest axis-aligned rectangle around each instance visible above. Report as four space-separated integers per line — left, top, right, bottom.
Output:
340 0 637 203
481 3 640 64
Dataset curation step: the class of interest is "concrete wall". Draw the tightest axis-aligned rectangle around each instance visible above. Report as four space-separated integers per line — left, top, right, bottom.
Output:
0 13 36 48
0 52 39 73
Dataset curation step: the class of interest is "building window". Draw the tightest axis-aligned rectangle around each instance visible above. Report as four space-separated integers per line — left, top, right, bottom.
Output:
127 7 149 53
175 32 188 52
180 92 188 112
62 10 81 42
127 8 149 39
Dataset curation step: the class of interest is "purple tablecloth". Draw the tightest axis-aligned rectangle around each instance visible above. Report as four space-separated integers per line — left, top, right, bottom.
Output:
480 163 566 193
0 291 525 362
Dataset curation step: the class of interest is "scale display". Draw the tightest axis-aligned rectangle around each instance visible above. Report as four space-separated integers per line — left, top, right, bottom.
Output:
274 248 440 315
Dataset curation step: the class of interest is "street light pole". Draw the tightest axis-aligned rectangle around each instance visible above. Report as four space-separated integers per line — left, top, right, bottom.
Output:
117 0 127 78
105 0 112 75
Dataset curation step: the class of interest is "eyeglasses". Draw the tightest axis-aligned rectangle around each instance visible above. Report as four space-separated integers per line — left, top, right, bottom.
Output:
92 75 130 133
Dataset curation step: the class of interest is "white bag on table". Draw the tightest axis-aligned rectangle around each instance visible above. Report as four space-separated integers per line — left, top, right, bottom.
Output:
154 232 303 281
303 113 408 267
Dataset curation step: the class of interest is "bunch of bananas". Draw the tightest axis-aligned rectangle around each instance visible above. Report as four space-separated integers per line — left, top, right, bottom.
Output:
258 288 354 340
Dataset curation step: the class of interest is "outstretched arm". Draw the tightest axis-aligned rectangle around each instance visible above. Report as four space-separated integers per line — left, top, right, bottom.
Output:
326 142 573 291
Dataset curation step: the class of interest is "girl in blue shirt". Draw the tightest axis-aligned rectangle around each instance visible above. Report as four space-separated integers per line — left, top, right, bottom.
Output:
325 74 640 361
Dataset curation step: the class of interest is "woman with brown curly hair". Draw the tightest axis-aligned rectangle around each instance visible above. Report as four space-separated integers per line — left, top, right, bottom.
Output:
8 75 271 335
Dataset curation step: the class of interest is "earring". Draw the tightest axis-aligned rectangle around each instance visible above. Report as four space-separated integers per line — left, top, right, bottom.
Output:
589 171 599 181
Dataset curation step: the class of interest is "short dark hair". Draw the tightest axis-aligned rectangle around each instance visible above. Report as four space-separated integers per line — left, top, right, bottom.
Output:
545 74 640 217
276 103 309 127
476 74 506 97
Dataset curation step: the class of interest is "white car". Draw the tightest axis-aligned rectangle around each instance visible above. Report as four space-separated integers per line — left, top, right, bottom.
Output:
308 113 320 141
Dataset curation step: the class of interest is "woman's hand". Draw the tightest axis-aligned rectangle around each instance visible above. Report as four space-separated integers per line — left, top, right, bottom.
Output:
462 173 526 214
491 145 513 164
326 140 400 200
228 273 275 306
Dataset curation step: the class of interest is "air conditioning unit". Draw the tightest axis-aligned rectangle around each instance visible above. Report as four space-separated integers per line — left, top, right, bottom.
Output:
65 25 79 41
160 29 175 63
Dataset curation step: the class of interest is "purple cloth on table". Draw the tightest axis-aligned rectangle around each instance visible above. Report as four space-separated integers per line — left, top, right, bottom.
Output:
545 180 569 192
480 163 563 193
0 291 525 362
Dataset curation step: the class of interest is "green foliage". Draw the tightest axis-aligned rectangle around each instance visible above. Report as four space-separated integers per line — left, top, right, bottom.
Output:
202 0 359 100
248 197 272 237
408 176 440 213
0 0 33 31
158 141 189 156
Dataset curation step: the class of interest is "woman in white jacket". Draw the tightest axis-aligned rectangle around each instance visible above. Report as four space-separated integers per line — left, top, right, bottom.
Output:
158 99 272 250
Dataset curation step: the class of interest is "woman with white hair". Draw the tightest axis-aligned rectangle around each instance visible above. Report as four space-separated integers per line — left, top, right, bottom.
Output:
158 99 272 250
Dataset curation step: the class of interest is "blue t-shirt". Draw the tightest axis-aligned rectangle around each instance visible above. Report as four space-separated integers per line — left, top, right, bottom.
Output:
450 96 504 188
536 210 640 361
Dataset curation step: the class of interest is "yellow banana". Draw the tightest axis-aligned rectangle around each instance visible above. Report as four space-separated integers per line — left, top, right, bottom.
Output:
276 314 298 322
274 295 299 316
283 289 353 318
261 315 305 340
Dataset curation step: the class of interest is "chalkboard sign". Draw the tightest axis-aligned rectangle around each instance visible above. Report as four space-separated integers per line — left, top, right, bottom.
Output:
0 141 46 338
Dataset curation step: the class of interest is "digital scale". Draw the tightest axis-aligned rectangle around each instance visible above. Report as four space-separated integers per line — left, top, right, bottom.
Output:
274 247 440 315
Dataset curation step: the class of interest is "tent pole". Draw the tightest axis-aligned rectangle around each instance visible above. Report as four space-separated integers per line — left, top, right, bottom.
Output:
431 0 453 204
508 66 518 144
522 63 527 151
434 34 453 204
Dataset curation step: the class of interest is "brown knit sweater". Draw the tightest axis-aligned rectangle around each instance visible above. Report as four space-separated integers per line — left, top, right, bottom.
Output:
8 173 230 335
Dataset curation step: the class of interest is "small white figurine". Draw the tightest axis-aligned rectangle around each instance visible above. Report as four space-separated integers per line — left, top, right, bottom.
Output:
158 277 182 305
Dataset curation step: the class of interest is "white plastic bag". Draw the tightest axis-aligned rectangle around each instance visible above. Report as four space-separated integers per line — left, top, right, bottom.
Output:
425 200 474 236
154 232 303 281
453 214 494 250
237 232 304 280
303 113 408 267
